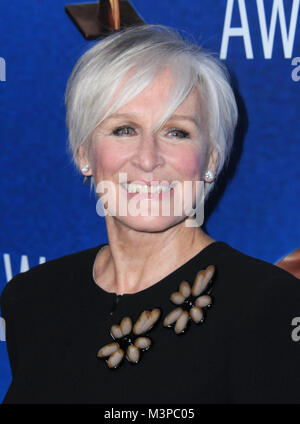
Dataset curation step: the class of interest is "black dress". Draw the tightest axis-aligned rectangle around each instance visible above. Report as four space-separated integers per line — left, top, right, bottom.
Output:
1 241 300 404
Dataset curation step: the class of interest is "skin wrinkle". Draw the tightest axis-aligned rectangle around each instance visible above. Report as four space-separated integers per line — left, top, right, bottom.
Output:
78 68 218 295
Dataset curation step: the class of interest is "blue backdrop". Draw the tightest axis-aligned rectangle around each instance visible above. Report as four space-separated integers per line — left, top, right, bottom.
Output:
0 0 299 401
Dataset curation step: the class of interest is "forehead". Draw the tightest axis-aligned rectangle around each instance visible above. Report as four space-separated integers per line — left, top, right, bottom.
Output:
108 68 204 125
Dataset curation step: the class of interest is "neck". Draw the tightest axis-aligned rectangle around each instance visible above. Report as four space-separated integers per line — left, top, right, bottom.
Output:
93 217 215 295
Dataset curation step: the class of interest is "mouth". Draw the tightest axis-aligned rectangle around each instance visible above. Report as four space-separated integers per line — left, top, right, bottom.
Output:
120 182 175 194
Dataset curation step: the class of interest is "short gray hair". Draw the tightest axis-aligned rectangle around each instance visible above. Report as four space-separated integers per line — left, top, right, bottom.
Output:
65 24 238 199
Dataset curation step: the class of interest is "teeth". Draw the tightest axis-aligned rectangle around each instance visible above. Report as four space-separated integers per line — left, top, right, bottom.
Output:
121 183 174 194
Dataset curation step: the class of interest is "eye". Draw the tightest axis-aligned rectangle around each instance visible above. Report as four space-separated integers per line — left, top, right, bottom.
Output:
112 126 136 136
167 128 190 139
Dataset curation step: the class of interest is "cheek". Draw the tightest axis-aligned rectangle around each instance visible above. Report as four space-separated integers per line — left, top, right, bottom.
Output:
173 147 205 180
91 141 126 176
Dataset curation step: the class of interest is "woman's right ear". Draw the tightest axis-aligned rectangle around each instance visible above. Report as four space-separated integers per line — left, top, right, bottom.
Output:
77 145 92 176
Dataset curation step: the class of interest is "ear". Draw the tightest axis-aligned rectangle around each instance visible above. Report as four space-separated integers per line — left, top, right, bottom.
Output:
208 148 218 172
205 148 218 181
77 145 93 176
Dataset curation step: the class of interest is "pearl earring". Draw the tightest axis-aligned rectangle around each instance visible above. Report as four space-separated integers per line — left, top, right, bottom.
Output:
205 171 214 181
81 165 89 173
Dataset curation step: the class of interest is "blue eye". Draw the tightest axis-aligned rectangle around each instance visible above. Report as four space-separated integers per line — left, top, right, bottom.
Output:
112 126 135 136
168 128 190 139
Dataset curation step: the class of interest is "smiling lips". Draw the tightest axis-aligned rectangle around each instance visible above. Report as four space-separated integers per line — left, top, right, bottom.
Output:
121 182 175 194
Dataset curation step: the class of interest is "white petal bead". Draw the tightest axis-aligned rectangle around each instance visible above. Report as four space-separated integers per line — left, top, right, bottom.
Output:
202 265 215 290
120 317 132 336
170 291 185 305
97 342 119 358
134 337 151 350
110 325 123 339
192 270 205 296
133 311 148 335
179 281 191 298
195 295 212 308
163 307 183 327
107 348 124 368
190 306 204 323
133 309 161 335
126 345 140 363
192 265 215 296
175 311 189 334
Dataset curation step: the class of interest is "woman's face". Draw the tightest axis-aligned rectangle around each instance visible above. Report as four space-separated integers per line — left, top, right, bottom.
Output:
80 68 216 232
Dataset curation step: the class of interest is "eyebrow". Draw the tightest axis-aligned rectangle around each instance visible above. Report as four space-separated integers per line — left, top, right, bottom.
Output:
168 114 199 125
105 113 199 126
105 113 137 120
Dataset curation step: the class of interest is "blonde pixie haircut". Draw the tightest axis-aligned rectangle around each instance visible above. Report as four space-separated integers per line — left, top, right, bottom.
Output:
65 24 238 200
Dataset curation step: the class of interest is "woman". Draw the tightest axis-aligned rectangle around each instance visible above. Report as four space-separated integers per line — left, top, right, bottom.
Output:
1 25 300 404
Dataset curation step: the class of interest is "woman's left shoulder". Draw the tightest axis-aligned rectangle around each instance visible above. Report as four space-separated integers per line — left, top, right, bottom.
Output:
219 245 300 402
217 242 299 290
213 242 300 323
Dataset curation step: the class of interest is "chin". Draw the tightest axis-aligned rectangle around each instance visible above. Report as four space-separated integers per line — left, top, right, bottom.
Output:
115 215 184 233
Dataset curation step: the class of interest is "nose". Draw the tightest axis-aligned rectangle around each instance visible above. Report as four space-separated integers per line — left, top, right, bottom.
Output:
131 133 165 172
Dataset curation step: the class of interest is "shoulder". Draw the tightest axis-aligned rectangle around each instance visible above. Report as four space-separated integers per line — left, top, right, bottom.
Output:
217 245 300 402
216 243 300 357
215 241 299 289
212 242 300 329
0 245 100 317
